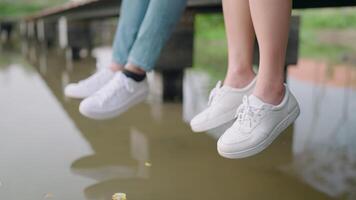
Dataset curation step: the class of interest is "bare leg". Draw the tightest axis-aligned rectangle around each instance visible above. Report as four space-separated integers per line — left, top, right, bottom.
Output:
223 0 256 88
110 62 125 72
249 0 292 105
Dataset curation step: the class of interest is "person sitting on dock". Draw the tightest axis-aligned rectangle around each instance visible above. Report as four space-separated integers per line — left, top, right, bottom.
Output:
64 0 187 119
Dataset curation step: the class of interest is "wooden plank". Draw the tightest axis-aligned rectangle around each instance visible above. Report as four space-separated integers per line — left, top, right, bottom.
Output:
26 0 356 21
293 0 356 9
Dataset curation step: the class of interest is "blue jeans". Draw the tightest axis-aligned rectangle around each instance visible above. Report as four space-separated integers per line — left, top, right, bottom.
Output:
112 0 188 71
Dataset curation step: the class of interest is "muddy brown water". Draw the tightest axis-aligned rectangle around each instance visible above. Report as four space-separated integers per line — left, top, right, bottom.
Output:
0 44 355 200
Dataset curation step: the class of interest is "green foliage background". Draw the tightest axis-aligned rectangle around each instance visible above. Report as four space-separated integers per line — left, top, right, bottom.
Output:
0 0 67 18
193 8 356 81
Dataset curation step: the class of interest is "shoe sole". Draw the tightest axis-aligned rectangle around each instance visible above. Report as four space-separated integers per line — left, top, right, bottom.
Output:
64 87 92 99
64 93 89 99
191 109 236 132
79 90 148 120
218 105 300 159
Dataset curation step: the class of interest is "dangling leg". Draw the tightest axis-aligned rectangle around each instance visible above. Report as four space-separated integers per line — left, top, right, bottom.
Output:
190 0 257 133
126 0 188 73
64 0 150 99
79 0 189 120
250 0 292 105
111 0 151 71
223 0 256 88
218 0 300 159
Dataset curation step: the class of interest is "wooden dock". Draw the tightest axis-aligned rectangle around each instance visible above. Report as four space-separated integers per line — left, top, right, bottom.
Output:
20 0 356 101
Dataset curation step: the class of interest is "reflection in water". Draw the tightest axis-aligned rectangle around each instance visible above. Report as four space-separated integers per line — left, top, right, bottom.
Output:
72 128 150 182
1 42 355 200
0 54 92 200
287 62 356 199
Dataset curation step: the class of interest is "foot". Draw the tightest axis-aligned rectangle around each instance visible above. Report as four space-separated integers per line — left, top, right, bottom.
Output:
217 85 300 159
79 72 149 120
190 78 256 132
64 68 114 99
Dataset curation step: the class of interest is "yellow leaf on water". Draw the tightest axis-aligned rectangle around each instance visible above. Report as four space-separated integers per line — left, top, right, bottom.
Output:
112 193 127 200
144 161 152 167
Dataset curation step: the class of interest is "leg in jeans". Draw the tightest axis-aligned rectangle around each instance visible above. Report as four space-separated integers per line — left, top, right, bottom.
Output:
64 0 151 99
249 0 292 105
78 0 188 119
126 0 188 72
223 0 256 88
111 0 150 71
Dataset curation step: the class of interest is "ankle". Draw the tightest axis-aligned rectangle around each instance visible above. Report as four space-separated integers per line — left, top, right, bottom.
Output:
110 62 124 72
253 84 285 105
125 63 146 75
224 67 255 89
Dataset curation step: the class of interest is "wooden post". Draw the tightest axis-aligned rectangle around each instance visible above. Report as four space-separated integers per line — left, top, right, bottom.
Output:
19 21 27 38
36 19 45 42
69 20 92 60
27 21 36 40
58 16 92 60
0 21 14 42
156 11 195 102
161 70 184 101
58 17 68 49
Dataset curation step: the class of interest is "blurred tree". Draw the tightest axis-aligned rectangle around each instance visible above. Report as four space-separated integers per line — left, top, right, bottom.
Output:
0 0 68 18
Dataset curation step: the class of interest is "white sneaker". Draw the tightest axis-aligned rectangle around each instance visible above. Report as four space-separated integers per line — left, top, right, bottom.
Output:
64 69 114 99
190 78 256 132
217 85 300 159
79 72 149 120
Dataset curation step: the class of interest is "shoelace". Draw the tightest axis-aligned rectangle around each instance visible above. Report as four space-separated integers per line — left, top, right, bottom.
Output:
234 96 265 129
96 73 134 106
208 81 222 106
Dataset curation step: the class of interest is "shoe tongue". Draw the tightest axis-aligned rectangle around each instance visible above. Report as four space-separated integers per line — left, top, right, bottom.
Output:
109 72 123 83
114 71 125 79
248 95 267 108
221 85 232 91
102 68 114 76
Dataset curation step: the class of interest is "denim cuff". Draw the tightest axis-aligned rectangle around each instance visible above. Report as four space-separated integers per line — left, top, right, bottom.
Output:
128 56 154 72
112 54 127 66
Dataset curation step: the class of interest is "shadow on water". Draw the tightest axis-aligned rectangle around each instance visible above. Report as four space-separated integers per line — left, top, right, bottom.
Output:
0 42 355 200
